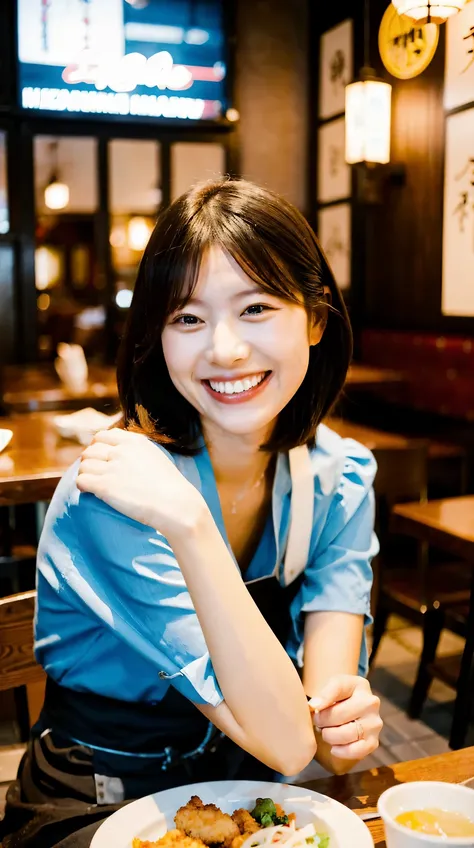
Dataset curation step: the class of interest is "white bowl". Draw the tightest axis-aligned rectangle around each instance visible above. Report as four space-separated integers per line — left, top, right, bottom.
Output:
0 429 13 453
378 782 474 848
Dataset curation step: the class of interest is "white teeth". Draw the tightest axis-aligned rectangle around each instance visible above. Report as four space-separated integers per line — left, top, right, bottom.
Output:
208 373 266 395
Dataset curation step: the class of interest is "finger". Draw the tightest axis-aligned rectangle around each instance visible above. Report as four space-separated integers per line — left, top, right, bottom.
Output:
316 691 378 728
78 458 108 476
91 428 131 446
321 720 361 747
81 442 115 461
321 712 382 746
76 472 106 496
309 675 368 712
330 737 379 760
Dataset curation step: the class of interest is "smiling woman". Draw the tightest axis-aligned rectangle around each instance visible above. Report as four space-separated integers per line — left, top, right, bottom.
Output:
118 179 349 454
0 179 381 848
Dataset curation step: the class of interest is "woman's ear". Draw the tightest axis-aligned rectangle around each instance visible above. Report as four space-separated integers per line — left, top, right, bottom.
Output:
309 286 331 346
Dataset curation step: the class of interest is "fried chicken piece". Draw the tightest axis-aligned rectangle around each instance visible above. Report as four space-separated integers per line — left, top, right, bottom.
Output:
232 809 261 836
229 807 262 848
230 834 250 848
133 830 208 848
175 796 240 847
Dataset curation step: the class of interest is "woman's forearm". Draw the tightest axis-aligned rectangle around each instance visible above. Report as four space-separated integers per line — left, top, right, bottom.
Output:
303 611 364 775
167 505 316 776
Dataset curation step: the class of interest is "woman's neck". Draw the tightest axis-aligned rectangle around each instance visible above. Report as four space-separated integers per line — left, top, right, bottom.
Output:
203 425 273 488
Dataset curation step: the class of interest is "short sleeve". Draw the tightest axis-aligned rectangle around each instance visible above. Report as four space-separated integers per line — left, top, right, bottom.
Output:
56 471 223 707
288 438 379 677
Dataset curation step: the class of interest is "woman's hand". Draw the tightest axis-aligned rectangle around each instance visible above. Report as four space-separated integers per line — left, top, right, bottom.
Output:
76 428 206 537
309 675 382 762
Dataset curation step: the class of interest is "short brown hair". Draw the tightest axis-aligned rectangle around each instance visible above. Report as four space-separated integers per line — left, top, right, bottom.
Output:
117 178 352 454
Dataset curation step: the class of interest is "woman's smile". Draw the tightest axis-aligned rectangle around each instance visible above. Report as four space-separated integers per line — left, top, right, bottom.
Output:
202 370 272 404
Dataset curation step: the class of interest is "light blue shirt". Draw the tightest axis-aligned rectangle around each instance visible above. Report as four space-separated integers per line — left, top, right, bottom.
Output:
35 423 378 708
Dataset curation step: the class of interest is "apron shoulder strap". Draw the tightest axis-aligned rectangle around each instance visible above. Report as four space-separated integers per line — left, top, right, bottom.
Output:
283 444 314 586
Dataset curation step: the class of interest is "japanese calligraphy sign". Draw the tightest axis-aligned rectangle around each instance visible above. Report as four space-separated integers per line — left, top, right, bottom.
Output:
317 117 351 203
319 20 353 120
445 1 474 110
318 203 351 290
442 108 474 316
378 4 439 80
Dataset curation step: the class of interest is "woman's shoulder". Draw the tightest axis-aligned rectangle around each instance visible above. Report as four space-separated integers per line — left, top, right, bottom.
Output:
43 445 176 549
309 422 377 501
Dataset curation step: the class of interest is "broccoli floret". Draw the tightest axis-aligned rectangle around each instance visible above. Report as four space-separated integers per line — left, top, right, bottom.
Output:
252 799 277 822
251 799 289 828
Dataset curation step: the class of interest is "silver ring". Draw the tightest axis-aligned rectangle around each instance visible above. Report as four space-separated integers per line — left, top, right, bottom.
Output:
354 719 364 741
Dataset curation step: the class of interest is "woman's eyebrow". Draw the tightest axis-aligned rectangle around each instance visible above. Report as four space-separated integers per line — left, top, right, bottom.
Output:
187 287 266 306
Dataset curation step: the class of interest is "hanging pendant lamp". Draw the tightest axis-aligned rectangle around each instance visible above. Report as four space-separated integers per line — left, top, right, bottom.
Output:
44 140 70 211
345 0 392 165
391 1 467 25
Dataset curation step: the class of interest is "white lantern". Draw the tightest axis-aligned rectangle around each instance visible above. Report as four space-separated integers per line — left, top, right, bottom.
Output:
44 180 70 210
391 0 467 24
345 77 392 165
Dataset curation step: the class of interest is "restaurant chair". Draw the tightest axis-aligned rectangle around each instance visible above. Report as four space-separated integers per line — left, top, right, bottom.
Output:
0 590 45 743
369 443 471 670
409 598 472 749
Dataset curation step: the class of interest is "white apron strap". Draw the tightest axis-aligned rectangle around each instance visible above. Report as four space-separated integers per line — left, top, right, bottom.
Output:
283 444 314 586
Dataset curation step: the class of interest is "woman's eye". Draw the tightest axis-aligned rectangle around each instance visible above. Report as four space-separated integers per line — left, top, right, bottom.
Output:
243 304 273 316
174 314 201 326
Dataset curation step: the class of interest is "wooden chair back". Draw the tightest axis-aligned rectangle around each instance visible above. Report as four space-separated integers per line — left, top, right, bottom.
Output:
371 442 429 608
372 442 428 508
0 590 44 691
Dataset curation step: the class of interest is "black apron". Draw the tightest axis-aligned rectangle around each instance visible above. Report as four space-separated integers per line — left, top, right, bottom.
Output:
0 573 304 848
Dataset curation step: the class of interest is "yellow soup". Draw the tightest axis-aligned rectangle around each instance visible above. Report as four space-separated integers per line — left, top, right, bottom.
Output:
396 808 474 838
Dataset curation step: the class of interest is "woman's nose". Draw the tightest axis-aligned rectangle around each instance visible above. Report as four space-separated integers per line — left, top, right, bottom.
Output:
206 321 250 366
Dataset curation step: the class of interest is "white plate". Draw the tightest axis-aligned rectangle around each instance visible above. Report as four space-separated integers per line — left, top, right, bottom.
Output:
90 780 373 848
0 429 13 453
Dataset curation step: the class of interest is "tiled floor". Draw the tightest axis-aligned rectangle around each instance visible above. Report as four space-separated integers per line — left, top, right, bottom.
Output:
0 615 469 811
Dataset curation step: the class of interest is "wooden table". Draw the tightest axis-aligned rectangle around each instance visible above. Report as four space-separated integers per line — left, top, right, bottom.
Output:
0 412 84 506
392 497 474 750
346 364 405 389
306 747 474 847
2 364 119 413
392 497 474 561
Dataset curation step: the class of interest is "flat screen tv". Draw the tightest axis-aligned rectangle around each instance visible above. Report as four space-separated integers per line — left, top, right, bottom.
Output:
17 0 227 122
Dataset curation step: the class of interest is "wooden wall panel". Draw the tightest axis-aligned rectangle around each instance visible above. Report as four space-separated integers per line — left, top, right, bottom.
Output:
365 0 446 331
235 0 309 213
311 0 473 336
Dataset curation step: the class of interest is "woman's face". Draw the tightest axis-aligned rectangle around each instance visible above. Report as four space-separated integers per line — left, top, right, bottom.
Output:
161 246 324 442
